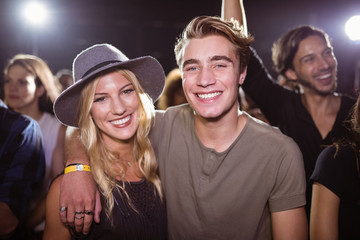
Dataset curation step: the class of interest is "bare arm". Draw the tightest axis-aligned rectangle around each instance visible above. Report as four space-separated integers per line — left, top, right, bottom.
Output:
25 196 46 229
221 0 248 36
271 207 308 240
310 182 339 240
51 125 67 177
0 202 19 239
60 127 101 235
44 176 70 240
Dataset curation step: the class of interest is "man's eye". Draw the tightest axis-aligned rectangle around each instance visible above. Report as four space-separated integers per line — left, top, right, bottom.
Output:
323 49 333 57
304 57 313 63
184 66 197 71
215 64 226 68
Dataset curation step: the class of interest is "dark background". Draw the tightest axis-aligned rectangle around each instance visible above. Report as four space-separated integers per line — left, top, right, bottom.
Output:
0 0 359 96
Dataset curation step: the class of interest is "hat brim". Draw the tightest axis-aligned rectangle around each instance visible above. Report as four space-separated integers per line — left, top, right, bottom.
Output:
54 56 165 127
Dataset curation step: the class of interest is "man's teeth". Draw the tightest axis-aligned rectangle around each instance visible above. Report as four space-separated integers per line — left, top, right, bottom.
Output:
197 92 221 99
317 73 331 79
111 115 131 125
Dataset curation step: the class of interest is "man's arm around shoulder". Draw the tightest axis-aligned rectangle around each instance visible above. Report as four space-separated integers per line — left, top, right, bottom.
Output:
60 127 101 234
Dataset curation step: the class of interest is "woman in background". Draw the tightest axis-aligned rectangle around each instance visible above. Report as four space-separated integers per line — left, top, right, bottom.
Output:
157 68 187 110
310 95 360 239
3 54 66 237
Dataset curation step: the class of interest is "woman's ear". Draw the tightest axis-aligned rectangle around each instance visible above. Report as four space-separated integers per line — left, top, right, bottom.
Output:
36 85 45 98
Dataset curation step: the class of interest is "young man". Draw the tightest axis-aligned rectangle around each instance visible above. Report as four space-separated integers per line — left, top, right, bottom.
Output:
58 16 307 239
222 0 356 217
0 99 45 239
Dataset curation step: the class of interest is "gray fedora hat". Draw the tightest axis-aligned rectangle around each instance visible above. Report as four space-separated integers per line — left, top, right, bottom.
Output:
54 43 165 127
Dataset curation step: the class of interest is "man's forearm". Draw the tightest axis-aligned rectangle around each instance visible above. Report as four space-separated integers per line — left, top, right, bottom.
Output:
221 0 248 36
64 127 89 165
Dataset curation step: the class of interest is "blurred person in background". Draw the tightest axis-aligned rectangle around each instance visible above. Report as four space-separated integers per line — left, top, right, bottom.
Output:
0 99 45 240
310 93 360 240
223 0 356 219
157 68 187 110
55 69 73 92
2 54 66 238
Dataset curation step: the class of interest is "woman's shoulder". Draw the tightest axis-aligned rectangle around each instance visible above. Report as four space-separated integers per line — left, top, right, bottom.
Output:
314 144 357 177
38 112 62 136
319 144 355 162
40 112 60 124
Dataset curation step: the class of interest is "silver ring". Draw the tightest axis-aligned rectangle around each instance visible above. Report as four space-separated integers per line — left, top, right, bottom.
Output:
75 211 84 215
74 215 84 220
84 210 94 215
59 206 67 212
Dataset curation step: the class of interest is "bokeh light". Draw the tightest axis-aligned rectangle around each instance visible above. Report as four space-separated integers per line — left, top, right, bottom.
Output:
345 15 360 41
23 2 48 26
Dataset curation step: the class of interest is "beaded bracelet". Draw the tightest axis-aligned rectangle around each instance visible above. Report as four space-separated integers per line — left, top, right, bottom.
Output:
64 164 91 174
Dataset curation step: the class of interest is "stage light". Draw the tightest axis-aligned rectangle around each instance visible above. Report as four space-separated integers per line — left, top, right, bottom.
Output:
23 1 48 26
345 15 360 41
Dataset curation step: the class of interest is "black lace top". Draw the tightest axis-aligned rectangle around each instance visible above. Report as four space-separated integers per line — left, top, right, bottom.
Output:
71 179 167 240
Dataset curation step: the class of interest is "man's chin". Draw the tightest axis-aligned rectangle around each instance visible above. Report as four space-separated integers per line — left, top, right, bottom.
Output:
299 80 337 96
318 82 337 96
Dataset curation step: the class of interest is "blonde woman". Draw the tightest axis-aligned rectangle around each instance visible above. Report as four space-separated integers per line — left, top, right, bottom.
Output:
43 44 167 239
3 54 66 235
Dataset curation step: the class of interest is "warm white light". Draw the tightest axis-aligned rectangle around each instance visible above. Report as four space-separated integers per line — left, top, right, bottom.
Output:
345 15 360 41
23 2 48 25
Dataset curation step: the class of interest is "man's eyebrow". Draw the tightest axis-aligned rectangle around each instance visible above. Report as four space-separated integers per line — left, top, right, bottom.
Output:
182 59 199 68
299 46 332 62
299 53 314 62
210 55 233 63
182 56 233 68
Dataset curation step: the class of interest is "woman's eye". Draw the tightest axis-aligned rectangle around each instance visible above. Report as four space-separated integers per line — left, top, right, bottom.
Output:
19 80 28 85
122 88 135 94
94 96 105 103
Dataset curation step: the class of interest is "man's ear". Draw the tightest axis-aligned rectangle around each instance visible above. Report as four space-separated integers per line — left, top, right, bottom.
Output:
239 66 247 85
284 69 298 81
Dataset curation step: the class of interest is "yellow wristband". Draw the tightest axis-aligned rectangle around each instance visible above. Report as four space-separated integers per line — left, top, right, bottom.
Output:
64 164 91 174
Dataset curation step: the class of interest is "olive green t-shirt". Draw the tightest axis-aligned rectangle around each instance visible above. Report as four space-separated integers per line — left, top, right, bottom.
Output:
150 104 306 240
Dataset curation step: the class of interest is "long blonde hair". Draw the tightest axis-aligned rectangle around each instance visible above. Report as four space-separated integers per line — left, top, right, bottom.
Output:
77 68 162 221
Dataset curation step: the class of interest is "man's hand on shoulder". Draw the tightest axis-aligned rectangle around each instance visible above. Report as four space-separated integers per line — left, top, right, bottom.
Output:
60 127 101 235
60 171 101 235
